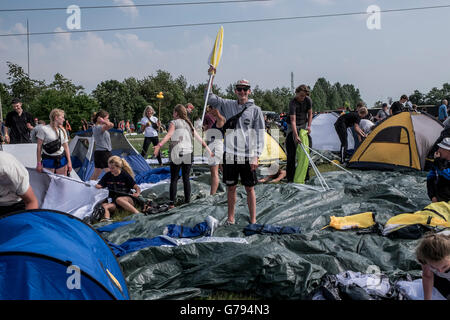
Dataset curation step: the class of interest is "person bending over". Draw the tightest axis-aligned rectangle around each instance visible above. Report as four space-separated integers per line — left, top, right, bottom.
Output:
416 233 450 300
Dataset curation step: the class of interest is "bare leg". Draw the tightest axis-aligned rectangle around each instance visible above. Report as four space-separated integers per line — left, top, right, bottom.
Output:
55 164 68 176
210 165 219 195
115 196 140 214
102 202 116 219
227 185 237 223
245 186 256 224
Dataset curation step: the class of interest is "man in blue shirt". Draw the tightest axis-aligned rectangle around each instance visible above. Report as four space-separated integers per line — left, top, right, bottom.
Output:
438 99 448 122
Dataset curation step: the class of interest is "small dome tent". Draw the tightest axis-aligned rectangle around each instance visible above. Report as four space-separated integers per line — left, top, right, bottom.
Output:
348 112 443 170
0 209 129 300
310 112 355 152
69 128 150 181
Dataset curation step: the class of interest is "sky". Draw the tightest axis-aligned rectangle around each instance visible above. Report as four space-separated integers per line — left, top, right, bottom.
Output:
0 0 449 107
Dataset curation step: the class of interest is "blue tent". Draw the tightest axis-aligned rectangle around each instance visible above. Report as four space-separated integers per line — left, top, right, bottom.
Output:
69 128 150 181
0 209 129 300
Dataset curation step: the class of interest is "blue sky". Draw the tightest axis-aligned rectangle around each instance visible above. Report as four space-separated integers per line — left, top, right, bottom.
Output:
0 0 449 107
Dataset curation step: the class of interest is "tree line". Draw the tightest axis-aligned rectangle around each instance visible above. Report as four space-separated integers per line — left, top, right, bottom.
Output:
1 61 447 132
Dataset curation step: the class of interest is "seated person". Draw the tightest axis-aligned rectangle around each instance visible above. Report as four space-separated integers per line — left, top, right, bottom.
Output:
95 156 141 221
258 164 287 183
427 137 450 202
0 151 38 216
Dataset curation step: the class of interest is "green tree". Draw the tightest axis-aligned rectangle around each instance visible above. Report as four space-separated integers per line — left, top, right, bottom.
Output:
310 83 327 111
6 61 46 105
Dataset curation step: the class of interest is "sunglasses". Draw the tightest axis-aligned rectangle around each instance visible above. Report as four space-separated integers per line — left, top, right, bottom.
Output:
236 87 249 92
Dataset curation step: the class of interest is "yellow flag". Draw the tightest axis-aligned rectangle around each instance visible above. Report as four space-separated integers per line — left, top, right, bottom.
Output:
208 26 224 71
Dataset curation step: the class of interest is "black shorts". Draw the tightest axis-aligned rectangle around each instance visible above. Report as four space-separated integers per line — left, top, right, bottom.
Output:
222 154 258 187
94 150 112 169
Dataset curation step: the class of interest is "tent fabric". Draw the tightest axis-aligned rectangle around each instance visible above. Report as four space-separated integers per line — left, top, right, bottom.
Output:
243 224 301 236
135 166 172 184
1 143 80 180
293 129 309 183
348 112 443 170
0 210 129 300
97 169 438 300
382 201 450 238
69 129 151 181
27 168 108 220
310 112 355 152
259 131 287 164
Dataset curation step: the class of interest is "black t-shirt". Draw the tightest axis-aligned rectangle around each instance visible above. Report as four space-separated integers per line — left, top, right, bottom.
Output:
5 110 34 144
98 170 136 200
336 112 361 128
390 101 403 115
289 96 312 129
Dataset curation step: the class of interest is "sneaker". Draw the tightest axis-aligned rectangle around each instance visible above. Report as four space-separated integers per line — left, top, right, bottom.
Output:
205 216 219 236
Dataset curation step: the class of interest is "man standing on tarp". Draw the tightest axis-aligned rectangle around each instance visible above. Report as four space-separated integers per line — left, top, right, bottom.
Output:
205 66 265 225
4 98 34 144
286 85 313 183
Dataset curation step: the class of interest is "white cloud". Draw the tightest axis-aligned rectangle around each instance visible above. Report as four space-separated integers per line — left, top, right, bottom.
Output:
113 0 139 19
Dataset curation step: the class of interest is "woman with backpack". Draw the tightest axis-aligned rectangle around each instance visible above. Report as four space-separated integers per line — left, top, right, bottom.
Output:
154 104 213 209
36 108 72 176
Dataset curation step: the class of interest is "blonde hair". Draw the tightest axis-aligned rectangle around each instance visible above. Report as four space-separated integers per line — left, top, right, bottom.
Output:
358 107 368 117
143 105 155 118
416 233 450 264
174 104 194 131
49 108 67 139
108 156 135 178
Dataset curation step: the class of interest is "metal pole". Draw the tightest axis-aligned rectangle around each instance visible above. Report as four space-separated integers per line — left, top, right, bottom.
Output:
27 19 30 76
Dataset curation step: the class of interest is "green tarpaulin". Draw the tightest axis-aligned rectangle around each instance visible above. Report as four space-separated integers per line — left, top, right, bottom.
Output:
99 168 431 300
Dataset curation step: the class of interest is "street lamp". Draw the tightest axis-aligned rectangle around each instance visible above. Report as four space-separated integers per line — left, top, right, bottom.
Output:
156 91 164 133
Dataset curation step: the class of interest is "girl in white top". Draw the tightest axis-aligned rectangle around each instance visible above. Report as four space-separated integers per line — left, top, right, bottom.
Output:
36 108 72 176
154 104 213 209
139 105 162 164
416 233 450 300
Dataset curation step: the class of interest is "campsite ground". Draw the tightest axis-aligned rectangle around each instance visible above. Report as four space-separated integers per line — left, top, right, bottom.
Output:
117 133 338 300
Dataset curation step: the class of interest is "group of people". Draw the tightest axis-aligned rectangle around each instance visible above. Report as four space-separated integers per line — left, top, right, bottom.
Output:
0 82 449 299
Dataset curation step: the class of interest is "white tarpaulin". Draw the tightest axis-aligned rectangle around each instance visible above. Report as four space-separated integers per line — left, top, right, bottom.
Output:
27 169 108 220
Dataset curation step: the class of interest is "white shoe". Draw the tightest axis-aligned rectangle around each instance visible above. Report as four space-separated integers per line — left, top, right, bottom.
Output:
205 215 219 236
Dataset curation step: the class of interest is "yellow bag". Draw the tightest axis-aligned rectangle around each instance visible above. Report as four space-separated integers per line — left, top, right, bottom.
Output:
382 202 450 236
322 212 376 230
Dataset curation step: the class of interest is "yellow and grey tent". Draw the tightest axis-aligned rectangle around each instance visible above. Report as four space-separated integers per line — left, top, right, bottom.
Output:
348 112 443 170
258 131 287 164
382 201 450 238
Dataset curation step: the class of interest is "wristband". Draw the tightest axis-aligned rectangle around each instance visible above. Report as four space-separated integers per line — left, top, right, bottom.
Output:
158 143 163 147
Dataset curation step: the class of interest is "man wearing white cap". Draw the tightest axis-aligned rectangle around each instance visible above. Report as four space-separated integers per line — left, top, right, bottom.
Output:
427 137 450 202
206 66 265 225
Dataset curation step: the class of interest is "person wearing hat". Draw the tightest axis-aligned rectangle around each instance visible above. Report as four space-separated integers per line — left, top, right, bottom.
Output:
205 66 265 225
427 137 450 202
4 98 34 144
